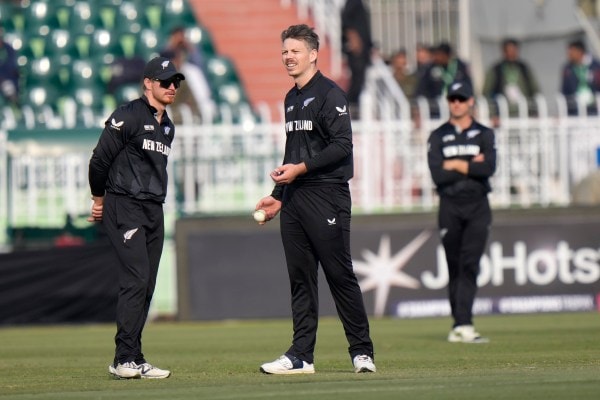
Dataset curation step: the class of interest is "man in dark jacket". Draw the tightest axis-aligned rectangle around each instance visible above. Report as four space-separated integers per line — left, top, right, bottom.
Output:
427 81 496 343
255 24 375 375
483 38 539 121
89 57 185 379
560 39 600 115
415 42 472 117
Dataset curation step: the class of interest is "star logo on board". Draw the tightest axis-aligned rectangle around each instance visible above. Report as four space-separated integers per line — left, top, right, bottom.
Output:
353 231 432 316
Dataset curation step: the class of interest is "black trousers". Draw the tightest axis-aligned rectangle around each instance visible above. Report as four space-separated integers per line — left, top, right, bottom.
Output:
280 183 374 364
438 196 491 327
102 192 164 365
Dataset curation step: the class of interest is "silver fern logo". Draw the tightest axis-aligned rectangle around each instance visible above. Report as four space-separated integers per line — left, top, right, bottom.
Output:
123 228 139 243
303 97 315 108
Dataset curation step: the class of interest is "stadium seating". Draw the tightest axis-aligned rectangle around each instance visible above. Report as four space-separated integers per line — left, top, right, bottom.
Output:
1 0 252 129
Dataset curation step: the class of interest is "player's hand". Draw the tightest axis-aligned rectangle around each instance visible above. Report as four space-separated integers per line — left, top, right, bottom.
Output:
270 163 307 185
87 196 104 222
255 196 281 225
472 153 485 162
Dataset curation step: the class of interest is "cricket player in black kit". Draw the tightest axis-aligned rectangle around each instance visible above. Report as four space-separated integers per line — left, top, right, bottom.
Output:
88 57 185 379
427 81 496 343
256 24 376 374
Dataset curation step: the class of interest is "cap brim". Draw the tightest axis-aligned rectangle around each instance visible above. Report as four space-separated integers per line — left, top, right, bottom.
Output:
153 71 186 81
447 94 470 100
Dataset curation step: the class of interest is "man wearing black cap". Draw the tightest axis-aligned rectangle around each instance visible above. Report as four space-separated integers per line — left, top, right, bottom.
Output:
88 56 185 379
427 81 496 343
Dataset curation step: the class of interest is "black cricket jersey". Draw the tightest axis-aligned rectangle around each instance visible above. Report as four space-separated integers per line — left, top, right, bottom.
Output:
427 119 496 199
89 95 175 203
271 71 353 200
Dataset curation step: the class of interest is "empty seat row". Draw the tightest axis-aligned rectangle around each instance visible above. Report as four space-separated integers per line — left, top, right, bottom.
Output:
2 0 197 37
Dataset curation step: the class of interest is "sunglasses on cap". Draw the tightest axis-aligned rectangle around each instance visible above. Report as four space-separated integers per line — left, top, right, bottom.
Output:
153 77 181 89
447 96 468 103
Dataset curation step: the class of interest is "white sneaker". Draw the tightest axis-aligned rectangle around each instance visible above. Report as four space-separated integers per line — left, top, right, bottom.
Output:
448 325 490 343
353 355 376 373
137 362 171 379
108 362 141 379
260 355 315 375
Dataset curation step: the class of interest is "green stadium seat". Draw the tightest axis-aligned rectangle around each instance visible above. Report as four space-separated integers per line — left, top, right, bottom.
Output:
88 29 120 64
70 2 95 35
19 34 48 67
3 31 25 54
217 82 247 106
205 56 240 88
113 83 141 106
136 29 161 60
0 2 20 32
106 33 138 59
24 1 53 36
47 2 76 30
20 83 61 116
186 26 216 57
45 29 74 57
161 0 198 33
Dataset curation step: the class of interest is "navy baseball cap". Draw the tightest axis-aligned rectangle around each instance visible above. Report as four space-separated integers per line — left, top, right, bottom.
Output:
143 57 185 81
446 81 473 100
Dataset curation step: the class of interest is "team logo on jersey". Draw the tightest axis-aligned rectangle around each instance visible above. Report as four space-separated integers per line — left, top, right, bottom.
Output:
442 134 455 142
336 105 348 116
144 125 155 131
467 129 481 139
303 97 315 108
450 82 463 91
286 105 294 113
443 144 481 158
164 126 171 136
123 228 139 243
110 118 124 130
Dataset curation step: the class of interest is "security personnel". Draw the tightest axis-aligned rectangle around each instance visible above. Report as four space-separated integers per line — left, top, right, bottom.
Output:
255 24 376 374
88 57 184 379
427 81 496 343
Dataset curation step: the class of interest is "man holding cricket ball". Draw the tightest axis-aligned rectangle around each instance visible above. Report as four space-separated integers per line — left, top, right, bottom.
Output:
254 24 376 375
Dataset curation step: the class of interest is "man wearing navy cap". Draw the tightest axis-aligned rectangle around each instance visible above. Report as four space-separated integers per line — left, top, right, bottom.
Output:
427 81 496 343
89 57 185 379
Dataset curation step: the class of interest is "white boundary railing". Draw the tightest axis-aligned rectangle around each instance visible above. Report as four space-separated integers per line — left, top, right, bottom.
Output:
2 94 600 245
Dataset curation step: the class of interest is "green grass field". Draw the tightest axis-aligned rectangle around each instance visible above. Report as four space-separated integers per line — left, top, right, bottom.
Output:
0 312 599 399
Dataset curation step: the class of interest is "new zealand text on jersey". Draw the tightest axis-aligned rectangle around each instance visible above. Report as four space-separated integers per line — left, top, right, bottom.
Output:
142 138 171 156
286 120 313 132
442 144 480 158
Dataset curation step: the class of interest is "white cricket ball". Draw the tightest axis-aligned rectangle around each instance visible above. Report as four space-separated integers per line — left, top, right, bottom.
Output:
253 209 267 223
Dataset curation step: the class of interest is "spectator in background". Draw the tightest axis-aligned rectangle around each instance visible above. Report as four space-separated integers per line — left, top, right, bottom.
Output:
341 0 373 116
415 43 433 80
0 27 19 106
415 42 471 117
160 26 216 124
160 26 205 72
483 38 539 124
389 48 418 100
560 39 600 115
162 49 215 124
